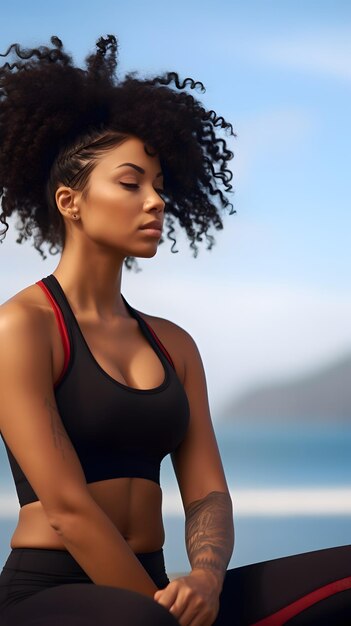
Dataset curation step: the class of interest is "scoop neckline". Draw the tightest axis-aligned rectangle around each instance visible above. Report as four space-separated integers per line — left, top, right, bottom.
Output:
47 274 170 395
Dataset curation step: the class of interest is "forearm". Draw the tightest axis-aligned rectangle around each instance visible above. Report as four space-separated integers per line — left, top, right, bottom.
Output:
184 490 234 593
50 497 158 598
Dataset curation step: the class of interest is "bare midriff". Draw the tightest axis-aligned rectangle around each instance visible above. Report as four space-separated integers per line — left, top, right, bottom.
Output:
8 281 182 555
11 477 165 553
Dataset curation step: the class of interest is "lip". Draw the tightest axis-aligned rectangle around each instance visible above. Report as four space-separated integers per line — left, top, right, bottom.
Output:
140 228 162 237
140 221 163 231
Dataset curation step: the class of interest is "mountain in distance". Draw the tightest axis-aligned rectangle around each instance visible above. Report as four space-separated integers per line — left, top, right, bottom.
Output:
221 352 351 424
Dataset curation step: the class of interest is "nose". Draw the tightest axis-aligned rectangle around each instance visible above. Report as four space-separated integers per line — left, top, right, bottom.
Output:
143 189 165 213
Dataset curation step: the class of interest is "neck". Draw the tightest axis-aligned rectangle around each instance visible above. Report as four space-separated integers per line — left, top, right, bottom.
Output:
52 249 127 322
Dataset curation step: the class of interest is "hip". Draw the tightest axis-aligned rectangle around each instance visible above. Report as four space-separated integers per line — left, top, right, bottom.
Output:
0 546 170 615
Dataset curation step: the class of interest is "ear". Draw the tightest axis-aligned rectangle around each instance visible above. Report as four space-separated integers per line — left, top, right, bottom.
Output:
55 185 81 219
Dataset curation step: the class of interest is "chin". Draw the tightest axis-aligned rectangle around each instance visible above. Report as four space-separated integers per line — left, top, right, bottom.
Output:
140 248 159 259
130 245 159 260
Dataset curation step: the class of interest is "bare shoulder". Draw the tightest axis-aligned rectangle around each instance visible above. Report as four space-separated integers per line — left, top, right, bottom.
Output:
135 309 198 385
0 283 52 335
0 284 55 426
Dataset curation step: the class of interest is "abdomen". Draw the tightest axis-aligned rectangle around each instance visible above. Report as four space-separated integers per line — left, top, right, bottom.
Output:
11 477 165 553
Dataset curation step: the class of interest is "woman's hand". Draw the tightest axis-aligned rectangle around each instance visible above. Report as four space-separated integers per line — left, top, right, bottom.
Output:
153 568 221 626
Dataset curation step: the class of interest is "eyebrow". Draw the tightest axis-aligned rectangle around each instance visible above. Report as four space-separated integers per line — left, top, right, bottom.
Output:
116 162 163 178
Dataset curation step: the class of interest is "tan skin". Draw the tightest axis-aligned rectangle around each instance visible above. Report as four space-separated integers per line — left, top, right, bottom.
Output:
0 136 233 626
9 285 178 554
9 135 177 554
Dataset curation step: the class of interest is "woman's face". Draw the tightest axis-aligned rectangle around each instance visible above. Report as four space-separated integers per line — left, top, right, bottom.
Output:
63 135 166 259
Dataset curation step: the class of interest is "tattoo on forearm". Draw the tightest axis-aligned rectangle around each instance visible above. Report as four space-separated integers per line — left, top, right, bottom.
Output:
185 491 234 581
44 397 70 460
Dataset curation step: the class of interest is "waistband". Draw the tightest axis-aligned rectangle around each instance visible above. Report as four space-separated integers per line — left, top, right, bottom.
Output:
2 547 166 578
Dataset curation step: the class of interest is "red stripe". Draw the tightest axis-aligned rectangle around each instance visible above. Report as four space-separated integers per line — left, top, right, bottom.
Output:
37 280 175 380
36 280 70 387
142 319 175 370
250 576 351 626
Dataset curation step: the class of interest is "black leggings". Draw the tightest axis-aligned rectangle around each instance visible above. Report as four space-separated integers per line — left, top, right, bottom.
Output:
0 547 177 626
0 545 350 625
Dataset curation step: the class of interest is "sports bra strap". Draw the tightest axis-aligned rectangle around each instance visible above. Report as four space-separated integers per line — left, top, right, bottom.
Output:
144 319 175 370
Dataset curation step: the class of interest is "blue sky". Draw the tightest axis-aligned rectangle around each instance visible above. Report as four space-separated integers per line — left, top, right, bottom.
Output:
1 1 350 417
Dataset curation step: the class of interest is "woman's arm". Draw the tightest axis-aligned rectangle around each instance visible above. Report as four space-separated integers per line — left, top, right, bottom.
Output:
153 321 234 624
184 489 234 593
50 496 158 596
172 326 234 592
0 303 158 598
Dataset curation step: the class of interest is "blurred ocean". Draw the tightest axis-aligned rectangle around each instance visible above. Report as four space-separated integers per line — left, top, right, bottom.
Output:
1 423 350 573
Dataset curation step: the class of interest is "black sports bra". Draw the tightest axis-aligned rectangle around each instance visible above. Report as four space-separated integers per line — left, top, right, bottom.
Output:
1 274 190 507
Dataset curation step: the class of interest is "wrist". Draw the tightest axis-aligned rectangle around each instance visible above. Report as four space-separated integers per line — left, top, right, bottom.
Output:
190 566 224 595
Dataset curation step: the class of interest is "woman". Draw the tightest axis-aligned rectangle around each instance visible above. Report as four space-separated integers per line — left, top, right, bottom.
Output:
1 34 350 626
0 34 235 626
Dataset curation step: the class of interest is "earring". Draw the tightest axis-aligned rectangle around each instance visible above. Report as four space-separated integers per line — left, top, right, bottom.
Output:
72 213 79 219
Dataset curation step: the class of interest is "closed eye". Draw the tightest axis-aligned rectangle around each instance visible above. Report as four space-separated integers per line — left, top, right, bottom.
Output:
120 182 166 197
120 183 139 189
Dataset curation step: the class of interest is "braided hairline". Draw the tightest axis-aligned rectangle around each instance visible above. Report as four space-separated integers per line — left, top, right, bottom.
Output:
51 126 159 190
47 129 129 192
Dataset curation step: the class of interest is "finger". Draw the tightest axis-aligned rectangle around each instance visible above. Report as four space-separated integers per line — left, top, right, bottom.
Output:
154 583 179 610
160 588 195 624
191 602 219 626
167 591 200 625
154 583 174 602
179 608 213 626
187 610 214 626
172 597 210 626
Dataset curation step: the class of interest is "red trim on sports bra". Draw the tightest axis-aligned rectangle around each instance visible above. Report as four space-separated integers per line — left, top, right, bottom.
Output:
36 280 71 387
142 318 175 370
251 575 351 626
36 280 175 386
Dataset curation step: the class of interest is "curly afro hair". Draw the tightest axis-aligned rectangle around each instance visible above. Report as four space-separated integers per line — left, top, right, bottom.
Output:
0 34 236 271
